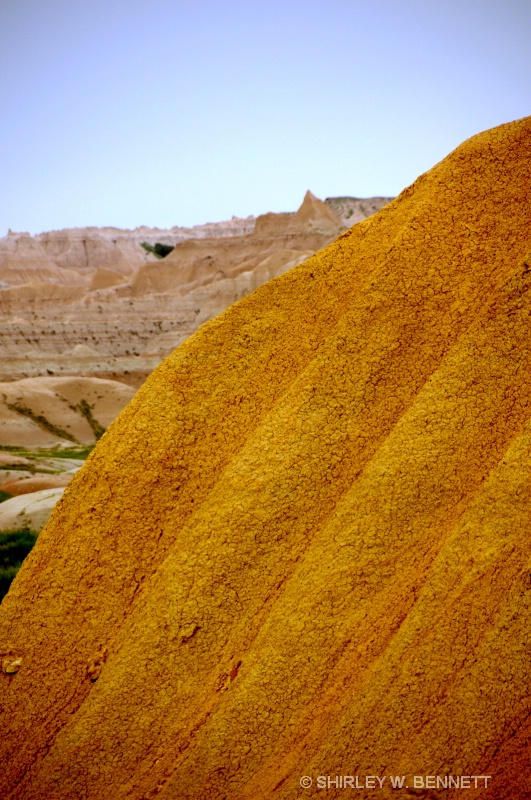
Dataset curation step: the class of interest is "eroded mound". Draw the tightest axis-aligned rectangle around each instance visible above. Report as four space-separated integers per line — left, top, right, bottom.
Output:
1 118 531 799
0 376 135 447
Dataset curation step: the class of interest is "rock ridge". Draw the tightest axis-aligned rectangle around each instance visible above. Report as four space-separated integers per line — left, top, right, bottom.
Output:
0 117 530 798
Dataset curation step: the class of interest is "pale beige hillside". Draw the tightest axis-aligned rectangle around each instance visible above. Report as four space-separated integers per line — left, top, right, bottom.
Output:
0 376 135 447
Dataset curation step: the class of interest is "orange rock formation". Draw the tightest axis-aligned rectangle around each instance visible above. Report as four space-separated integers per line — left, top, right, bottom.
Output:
1 117 530 799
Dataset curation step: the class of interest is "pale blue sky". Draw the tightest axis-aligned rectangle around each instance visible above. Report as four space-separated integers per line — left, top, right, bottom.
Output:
1 0 530 235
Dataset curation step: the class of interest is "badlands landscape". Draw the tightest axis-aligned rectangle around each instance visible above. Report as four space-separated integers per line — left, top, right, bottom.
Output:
0 193 389 541
0 192 387 387
1 117 531 799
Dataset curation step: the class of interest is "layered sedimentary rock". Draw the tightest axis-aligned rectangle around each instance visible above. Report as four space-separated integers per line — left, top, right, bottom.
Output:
0 194 389 386
0 216 258 274
1 118 530 800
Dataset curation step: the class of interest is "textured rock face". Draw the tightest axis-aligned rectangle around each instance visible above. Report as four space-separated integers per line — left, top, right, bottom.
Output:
0 195 388 386
1 118 530 799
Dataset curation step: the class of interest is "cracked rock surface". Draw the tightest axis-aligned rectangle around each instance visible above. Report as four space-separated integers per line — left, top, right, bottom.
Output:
0 117 530 799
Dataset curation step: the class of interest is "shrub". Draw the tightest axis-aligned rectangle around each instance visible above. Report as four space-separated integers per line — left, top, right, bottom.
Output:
0 528 38 602
76 399 106 440
141 242 175 259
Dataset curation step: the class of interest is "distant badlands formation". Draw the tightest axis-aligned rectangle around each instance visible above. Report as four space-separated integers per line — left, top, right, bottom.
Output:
0 193 389 391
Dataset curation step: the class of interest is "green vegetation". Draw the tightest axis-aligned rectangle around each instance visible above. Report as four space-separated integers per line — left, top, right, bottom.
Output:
0 491 13 504
141 241 175 259
45 444 95 459
0 528 38 602
0 444 94 461
75 400 106 440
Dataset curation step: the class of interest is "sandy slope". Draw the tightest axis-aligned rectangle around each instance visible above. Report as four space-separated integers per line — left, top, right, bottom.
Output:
0 376 135 447
0 488 65 533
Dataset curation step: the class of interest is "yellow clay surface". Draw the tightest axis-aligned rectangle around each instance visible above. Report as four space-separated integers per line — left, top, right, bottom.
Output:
1 117 531 799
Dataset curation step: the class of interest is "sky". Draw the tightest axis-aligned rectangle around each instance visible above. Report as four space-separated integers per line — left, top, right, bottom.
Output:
1 0 530 235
